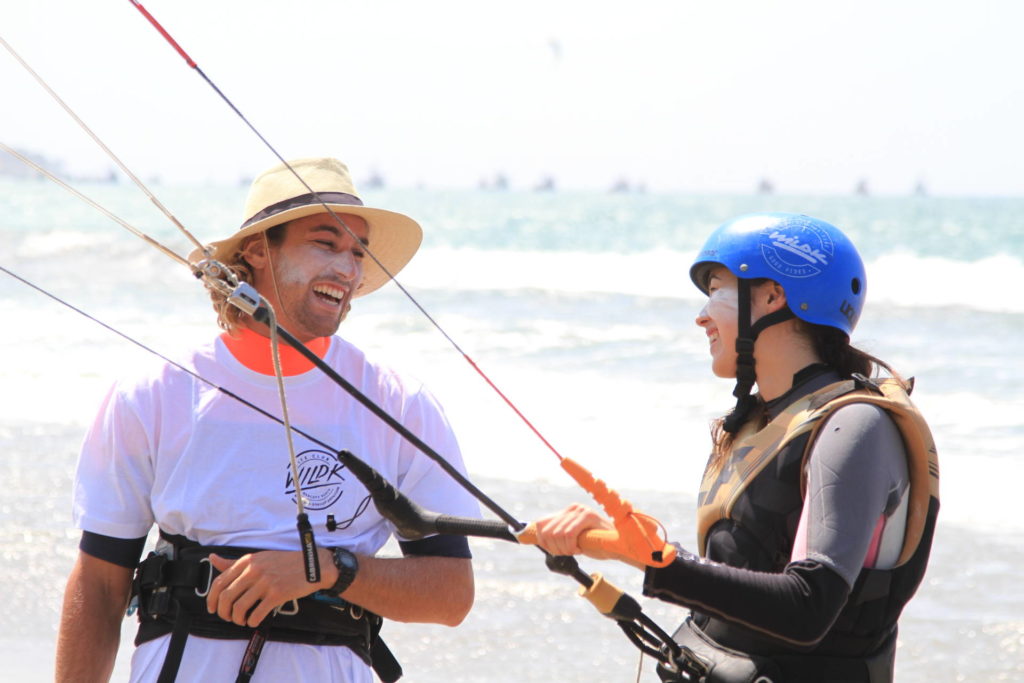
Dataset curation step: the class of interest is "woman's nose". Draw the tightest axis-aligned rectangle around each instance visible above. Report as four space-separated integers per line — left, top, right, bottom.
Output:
695 303 711 328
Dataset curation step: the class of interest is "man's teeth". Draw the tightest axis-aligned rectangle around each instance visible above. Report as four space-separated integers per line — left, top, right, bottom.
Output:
313 284 345 301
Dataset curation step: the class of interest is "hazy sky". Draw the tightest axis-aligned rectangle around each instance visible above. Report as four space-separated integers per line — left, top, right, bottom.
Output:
3 0 1023 195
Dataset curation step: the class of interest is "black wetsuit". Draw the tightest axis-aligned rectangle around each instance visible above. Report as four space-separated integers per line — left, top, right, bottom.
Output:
644 366 932 682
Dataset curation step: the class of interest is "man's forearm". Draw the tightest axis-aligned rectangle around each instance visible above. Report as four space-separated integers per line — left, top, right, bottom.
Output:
338 554 474 626
56 553 133 683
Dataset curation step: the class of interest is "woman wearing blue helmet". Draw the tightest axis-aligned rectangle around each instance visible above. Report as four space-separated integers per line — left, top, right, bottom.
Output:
534 213 939 682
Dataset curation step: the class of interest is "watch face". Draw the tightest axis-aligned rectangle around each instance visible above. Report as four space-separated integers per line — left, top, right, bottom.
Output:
335 548 358 571
331 548 358 594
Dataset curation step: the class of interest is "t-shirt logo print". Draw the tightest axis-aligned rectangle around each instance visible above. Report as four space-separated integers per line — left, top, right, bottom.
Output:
760 223 834 279
284 449 350 510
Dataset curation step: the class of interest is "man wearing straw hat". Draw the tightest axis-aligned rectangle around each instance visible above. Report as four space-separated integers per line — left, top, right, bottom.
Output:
57 158 479 682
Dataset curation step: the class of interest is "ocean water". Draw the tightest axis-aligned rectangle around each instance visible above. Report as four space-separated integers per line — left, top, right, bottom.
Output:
1 178 1022 681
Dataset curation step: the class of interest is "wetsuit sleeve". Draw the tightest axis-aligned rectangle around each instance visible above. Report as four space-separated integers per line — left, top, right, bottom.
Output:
643 403 907 647
644 550 850 647
798 402 909 585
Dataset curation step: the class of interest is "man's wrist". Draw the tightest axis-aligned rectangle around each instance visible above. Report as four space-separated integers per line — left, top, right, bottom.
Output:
326 547 359 596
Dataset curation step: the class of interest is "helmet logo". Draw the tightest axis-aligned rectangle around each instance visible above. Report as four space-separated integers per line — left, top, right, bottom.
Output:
760 225 834 278
840 299 858 324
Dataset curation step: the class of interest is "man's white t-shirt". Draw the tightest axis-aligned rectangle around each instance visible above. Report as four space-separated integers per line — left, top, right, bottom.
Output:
74 334 480 682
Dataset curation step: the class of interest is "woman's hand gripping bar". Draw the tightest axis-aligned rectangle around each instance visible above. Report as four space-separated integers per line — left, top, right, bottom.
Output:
517 457 677 568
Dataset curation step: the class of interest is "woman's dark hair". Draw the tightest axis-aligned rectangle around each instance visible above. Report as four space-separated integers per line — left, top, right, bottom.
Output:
708 316 902 461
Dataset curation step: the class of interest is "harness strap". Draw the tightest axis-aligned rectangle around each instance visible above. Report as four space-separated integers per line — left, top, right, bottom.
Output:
805 375 883 412
156 603 192 683
371 638 403 682
236 622 271 683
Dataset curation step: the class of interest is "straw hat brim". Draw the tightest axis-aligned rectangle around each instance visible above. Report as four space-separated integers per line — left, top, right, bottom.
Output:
188 202 422 297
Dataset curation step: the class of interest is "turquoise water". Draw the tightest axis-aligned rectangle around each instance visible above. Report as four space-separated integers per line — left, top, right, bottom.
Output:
7 179 1024 258
1 179 1022 680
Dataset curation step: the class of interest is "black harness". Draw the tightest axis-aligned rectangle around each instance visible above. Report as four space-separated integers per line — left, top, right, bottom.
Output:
130 531 402 683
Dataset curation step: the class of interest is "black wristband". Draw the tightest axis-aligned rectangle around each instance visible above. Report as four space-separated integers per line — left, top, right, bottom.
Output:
329 547 359 595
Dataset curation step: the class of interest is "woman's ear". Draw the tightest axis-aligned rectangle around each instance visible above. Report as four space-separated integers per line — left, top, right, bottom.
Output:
759 280 788 312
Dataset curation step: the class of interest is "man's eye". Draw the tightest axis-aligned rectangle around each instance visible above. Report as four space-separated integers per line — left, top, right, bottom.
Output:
314 240 334 248
353 249 366 259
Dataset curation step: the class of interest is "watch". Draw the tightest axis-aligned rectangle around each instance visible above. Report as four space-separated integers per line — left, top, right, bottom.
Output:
328 547 359 596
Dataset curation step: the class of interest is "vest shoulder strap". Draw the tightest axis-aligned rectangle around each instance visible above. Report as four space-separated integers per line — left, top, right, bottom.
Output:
696 382 851 554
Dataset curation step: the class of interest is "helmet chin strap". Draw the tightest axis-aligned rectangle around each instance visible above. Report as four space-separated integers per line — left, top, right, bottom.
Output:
723 279 796 434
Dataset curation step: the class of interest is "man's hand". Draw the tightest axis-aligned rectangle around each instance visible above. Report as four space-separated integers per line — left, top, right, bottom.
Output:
207 548 474 628
206 551 319 627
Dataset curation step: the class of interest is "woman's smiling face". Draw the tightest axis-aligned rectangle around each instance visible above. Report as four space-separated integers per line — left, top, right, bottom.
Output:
695 266 742 378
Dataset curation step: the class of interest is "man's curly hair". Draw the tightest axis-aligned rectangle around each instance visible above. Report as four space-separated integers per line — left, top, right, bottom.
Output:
207 223 286 334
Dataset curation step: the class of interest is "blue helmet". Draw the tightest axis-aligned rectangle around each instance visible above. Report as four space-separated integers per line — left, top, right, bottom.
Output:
690 213 866 336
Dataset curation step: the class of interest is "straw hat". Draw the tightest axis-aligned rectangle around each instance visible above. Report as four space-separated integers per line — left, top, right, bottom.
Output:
190 157 422 297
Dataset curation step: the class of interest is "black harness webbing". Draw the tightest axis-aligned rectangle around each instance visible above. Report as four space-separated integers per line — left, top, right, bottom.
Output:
158 607 193 683
131 532 402 683
236 621 271 683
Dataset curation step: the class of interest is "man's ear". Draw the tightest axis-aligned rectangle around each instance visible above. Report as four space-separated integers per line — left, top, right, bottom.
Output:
240 234 268 270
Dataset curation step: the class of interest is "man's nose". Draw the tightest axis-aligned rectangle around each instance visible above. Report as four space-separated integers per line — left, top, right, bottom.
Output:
332 250 360 281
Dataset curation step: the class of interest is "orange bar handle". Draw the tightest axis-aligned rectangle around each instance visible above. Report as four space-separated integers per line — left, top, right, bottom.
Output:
518 457 676 568
517 522 675 568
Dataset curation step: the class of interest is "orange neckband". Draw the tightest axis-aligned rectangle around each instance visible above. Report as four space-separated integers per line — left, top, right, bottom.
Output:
220 327 330 376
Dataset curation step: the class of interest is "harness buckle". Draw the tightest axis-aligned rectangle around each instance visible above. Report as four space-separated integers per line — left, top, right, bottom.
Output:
138 551 169 590
274 599 300 616
145 586 172 617
195 557 214 598
135 551 173 617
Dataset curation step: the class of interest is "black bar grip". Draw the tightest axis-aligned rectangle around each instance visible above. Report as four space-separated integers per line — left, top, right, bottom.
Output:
337 450 519 542
337 450 440 540
433 515 517 542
